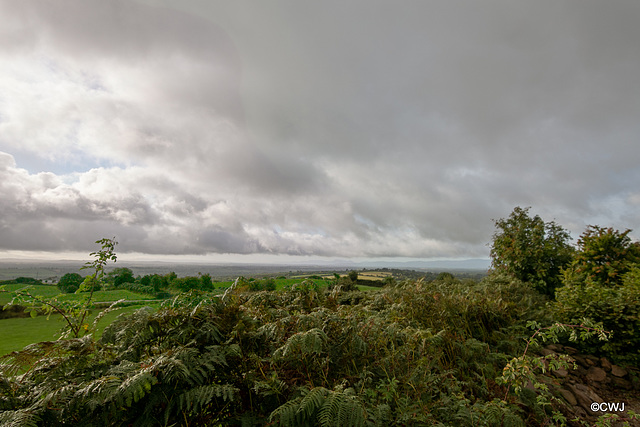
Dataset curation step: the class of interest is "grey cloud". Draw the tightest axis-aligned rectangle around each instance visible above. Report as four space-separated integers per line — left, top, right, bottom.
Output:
1 0 640 259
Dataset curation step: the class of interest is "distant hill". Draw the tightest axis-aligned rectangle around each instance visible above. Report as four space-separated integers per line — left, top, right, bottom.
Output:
355 259 490 271
0 258 490 281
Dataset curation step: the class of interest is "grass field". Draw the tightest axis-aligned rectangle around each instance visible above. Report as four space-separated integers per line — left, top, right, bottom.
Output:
55 290 157 303
1 285 157 305
0 284 62 305
356 284 383 291
0 303 159 357
357 271 392 280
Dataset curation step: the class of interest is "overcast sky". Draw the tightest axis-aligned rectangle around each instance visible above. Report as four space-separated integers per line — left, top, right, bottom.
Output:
1 0 639 263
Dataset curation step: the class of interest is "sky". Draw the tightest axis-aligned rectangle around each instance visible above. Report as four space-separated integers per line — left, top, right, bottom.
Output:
1 0 640 264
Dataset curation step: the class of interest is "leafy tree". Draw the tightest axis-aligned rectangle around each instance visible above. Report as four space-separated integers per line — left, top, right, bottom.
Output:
108 267 135 288
139 274 152 287
57 273 83 293
490 207 574 296
564 225 640 287
348 270 358 282
435 272 456 282
200 273 214 291
150 274 167 292
174 276 201 292
166 271 177 284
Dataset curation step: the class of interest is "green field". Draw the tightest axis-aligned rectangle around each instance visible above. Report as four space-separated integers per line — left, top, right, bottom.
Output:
0 282 161 356
1 284 157 305
0 284 62 305
0 275 369 357
0 303 159 356
55 289 157 303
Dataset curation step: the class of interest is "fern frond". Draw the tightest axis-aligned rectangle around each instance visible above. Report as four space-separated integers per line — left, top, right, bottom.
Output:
270 387 366 427
273 328 327 360
0 409 41 427
177 383 238 414
116 370 158 407
269 397 304 427
318 388 366 427
297 386 328 420
72 375 122 412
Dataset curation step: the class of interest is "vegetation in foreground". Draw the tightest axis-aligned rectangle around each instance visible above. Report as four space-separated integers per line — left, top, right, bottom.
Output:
0 207 638 426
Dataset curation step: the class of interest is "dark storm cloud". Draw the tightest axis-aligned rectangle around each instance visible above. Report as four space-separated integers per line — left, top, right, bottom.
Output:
1 0 639 258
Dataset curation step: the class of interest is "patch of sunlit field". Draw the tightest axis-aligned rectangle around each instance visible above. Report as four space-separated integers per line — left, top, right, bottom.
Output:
357 271 392 281
0 284 61 305
0 304 158 357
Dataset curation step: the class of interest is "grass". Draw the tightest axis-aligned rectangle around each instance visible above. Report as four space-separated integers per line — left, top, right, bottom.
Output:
0 303 159 357
1 285 157 306
356 285 383 291
0 284 61 305
357 271 392 281
55 290 157 302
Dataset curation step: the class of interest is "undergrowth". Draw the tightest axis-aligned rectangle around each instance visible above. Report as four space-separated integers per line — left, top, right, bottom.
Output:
0 274 605 426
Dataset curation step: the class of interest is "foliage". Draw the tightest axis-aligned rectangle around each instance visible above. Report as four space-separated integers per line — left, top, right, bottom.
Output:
76 274 102 292
2 238 120 339
553 226 640 364
200 273 214 291
57 273 83 293
554 265 640 365
1 272 569 426
490 206 574 296
107 267 135 288
497 320 610 425
348 270 358 282
563 225 640 288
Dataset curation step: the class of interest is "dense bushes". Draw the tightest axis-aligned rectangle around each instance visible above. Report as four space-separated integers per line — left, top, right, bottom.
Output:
554 265 640 365
0 276 557 426
490 207 640 366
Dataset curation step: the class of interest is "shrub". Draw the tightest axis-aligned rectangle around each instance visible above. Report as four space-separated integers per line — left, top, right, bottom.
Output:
554 265 640 365
57 273 83 293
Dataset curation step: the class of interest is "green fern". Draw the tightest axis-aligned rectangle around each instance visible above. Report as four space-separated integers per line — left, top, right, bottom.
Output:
270 387 366 427
0 409 41 427
117 370 158 407
177 383 238 413
273 328 327 360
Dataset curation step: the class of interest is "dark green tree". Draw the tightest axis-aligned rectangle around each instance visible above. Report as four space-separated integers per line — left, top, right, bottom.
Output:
490 206 574 296
108 267 135 288
139 274 152 287
150 274 167 292
200 273 214 291
57 273 83 294
348 270 358 282
174 276 201 292
564 225 640 287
